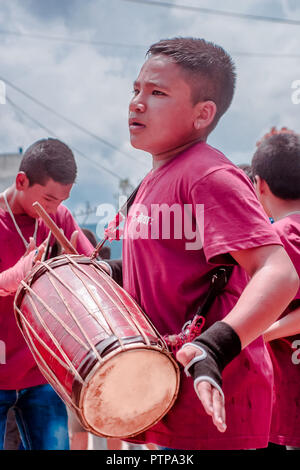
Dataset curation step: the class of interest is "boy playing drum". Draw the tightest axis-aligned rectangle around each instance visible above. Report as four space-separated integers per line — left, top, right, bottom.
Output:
103 37 299 450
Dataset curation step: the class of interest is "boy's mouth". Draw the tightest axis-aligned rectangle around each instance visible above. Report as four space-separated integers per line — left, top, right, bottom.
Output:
129 118 146 130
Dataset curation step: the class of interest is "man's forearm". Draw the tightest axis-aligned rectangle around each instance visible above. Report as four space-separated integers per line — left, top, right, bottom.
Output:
263 306 300 342
223 263 299 349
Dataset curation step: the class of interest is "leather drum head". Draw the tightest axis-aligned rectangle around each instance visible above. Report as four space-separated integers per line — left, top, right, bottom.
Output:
79 347 179 438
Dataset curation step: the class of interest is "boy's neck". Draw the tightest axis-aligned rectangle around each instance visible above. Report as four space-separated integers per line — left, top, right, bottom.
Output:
152 137 205 170
270 198 300 221
0 186 26 215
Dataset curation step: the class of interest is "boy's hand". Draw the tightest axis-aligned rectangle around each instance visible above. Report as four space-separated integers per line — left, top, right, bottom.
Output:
23 237 37 257
0 239 47 297
61 229 79 254
70 230 79 251
52 230 79 257
176 321 241 434
23 237 47 264
176 345 226 433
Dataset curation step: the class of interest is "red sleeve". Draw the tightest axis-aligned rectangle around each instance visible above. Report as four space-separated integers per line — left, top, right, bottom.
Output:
190 167 282 264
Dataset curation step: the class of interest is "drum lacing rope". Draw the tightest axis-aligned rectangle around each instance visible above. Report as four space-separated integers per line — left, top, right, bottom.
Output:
163 314 205 356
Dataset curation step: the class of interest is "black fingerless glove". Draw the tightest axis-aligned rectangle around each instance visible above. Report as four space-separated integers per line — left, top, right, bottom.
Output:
183 321 241 401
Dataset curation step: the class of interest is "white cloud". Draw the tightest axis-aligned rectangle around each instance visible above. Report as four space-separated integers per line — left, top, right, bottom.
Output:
0 0 300 214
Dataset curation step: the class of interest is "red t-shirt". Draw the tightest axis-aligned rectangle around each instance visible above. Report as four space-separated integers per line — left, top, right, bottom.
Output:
0 204 94 390
123 141 282 450
268 213 300 447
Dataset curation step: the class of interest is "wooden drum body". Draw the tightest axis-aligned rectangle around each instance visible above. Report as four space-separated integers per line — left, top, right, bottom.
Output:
14 255 180 438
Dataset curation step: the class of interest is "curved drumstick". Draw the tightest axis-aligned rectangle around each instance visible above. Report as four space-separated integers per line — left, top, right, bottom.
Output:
91 182 142 259
32 201 79 255
91 212 123 260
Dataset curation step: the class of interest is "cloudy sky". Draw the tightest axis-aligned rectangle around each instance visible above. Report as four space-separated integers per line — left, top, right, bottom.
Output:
0 0 300 227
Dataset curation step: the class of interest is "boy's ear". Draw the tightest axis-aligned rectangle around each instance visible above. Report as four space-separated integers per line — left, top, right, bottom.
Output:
15 172 30 192
254 175 271 197
193 100 217 131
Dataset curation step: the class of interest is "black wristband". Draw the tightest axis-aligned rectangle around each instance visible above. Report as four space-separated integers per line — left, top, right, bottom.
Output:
184 321 241 395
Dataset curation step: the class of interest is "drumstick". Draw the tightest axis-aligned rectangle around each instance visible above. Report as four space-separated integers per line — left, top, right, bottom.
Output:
32 202 79 255
90 212 123 260
91 182 141 259
41 230 52 262
90 236 108 260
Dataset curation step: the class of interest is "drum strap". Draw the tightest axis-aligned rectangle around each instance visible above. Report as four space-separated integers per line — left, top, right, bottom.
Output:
163 266 234 355
119 182 142 217
91 182 142 259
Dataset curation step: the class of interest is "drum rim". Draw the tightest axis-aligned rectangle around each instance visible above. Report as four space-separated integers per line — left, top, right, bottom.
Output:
71 334 171 405
76 344 180 438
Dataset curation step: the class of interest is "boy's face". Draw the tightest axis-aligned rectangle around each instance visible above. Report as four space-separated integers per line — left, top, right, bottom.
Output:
129 55 200 159
17 175 73 218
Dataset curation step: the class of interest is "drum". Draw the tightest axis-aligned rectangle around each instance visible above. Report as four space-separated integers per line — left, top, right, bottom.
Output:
14 255 180 438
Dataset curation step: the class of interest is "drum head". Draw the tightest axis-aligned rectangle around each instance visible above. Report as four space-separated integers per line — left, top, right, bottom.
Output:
80 347 179 438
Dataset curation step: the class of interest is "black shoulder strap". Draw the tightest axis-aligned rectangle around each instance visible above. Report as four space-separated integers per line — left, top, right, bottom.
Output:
119 182 142 217
195 265 234 318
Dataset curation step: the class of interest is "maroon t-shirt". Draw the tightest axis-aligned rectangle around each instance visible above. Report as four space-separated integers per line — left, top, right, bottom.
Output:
268 213 300 447
123 141 282 450
0 204 94 389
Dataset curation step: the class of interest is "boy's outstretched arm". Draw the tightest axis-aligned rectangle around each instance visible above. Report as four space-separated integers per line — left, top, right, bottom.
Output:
177 244 299 433
263 306 300 342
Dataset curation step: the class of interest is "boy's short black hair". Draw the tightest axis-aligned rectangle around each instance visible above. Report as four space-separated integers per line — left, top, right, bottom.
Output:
19 138 77 186
147 37 236 131
252 133 300 199
237 164 254 183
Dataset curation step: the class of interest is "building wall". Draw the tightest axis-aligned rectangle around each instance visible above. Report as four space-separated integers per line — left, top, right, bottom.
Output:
0 153 22 192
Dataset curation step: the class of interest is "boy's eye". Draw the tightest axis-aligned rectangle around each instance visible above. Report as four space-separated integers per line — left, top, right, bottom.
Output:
152 90 165 96
132 89 139 96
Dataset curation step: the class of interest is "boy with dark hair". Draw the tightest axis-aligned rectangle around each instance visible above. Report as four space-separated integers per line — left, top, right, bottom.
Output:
19 138 77 186
146 37 236 133
252 129 300 449
0 138 94 450
104 37 299 450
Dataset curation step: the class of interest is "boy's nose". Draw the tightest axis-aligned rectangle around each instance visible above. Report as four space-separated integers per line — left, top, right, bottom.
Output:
130 99 146 113
136 102 145 112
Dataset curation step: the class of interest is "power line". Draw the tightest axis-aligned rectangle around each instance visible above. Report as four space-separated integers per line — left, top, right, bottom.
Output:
232 51 300 59
6 96 123 181
7 96 122 180
122 0 300 26
0 75 147 168
0 29 145 49
6 96 55 136
1 29 300 59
